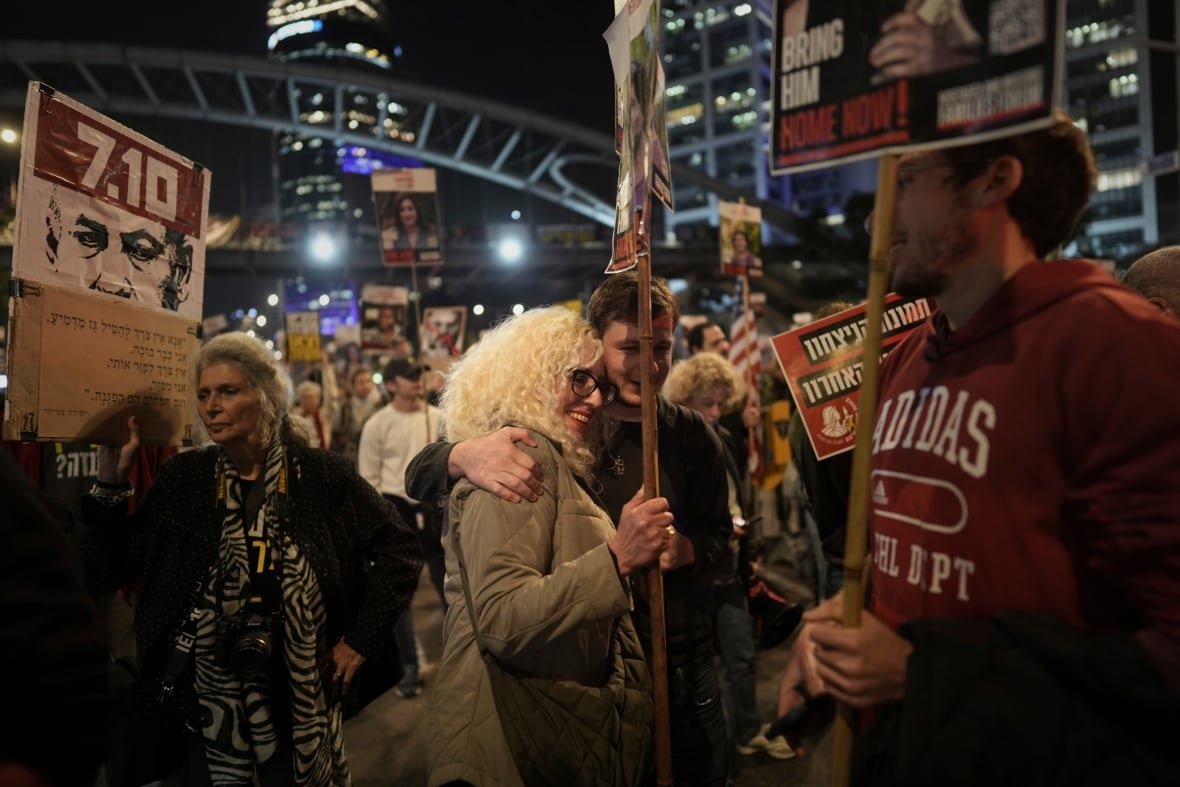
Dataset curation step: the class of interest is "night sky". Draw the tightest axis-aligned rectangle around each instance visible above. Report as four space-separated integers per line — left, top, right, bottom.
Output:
3 0 623 220
5 0 618 130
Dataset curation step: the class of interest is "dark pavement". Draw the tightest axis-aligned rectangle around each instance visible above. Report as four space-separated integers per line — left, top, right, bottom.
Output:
344 531 835 786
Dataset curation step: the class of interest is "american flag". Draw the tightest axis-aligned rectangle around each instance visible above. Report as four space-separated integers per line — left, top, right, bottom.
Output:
728 307 764 481
728 309 760 381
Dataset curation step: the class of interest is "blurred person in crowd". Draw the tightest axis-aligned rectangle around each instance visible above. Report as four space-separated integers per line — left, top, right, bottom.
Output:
664 353 796 762
427 307 667 786
358 357 443 699
777 115 1180 781
332 366 384 464
85 332 422 785
687 321 731 356
1123 245 1180 319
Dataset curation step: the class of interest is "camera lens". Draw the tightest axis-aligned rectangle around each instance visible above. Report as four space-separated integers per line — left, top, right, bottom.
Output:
231 631 272 675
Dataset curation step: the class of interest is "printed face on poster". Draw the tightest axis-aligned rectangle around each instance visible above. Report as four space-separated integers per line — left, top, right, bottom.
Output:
770 296 931 460
719 201 764 278
419 306 466 362
603 0 673 274
11 83 209 319
359 283 410 355
371 168 443 265
771 0 1063 174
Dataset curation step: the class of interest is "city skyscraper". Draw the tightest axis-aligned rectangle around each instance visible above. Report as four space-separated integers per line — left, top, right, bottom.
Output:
266 0 405 252
1063 0 1178 260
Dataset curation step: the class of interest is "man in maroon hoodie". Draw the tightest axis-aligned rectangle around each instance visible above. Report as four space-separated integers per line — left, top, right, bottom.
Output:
778 114 1180 782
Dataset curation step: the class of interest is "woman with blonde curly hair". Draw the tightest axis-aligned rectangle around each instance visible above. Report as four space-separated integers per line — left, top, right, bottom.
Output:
428 307 674 787
663 352 746 427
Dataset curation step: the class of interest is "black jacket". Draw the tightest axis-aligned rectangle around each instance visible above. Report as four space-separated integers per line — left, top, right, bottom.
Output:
1 450 110 787
854 611 1180 786
83 443 423 707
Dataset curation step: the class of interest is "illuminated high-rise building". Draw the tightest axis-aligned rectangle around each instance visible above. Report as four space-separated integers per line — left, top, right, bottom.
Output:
266 0 405 252
1063 0 1178 259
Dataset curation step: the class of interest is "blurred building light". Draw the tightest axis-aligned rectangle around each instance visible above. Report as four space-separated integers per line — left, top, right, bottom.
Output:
512 303 525 315
472 304 485 316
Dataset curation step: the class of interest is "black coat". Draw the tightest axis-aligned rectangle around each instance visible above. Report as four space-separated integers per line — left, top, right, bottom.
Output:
854 612 1180 786
82 443 423 706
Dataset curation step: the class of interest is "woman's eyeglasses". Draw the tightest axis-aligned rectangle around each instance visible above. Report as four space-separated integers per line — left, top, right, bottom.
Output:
569 369 617 406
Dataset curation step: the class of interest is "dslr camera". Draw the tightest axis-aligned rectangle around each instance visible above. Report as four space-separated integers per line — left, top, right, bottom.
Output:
215 605 283 676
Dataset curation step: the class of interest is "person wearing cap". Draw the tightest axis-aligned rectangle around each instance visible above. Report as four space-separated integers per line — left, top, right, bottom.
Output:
358 357 443 698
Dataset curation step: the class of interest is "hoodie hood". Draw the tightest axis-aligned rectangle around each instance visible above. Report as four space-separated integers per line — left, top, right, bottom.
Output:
923 260 1126 362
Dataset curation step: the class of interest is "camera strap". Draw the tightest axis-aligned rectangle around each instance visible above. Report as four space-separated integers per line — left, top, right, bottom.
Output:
157 573 211 704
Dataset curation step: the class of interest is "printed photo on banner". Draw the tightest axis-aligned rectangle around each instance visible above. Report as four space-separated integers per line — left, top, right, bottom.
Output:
771 0 1063 174
419 306 466 361
371 168 443 265
770 295 931 459
359 283 410 354
604 0 670 274
719 201 764 278
11 83 210 320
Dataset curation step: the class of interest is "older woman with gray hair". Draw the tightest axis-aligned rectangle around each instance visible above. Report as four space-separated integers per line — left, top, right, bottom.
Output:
86 331 422 786
427 307 673 787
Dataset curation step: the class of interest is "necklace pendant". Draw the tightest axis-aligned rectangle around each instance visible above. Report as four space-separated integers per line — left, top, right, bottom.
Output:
609 455 626 477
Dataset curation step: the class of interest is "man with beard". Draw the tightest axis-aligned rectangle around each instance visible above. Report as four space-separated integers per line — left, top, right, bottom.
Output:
407 273 736 785
775 114 1180 781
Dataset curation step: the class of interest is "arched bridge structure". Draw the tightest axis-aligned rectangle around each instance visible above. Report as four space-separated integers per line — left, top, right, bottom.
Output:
0 40 798 232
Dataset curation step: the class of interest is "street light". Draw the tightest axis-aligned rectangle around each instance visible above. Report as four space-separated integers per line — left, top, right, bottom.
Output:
497 237 523 264
309 231 338 264
0 128 17 145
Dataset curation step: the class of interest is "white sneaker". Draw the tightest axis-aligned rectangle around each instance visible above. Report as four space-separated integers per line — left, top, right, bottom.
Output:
735 723 797 760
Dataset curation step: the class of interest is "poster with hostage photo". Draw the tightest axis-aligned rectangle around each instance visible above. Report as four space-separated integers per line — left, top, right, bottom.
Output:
419 306 466 366
371 168 443 265
12 83 209 320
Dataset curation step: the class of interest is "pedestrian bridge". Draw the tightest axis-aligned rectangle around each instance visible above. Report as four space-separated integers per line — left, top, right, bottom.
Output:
0 40 796 231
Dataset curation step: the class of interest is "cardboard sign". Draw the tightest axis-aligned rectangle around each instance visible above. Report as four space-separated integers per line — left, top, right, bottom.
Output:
771 296 931 459
11 83 210 318
4 282 198 444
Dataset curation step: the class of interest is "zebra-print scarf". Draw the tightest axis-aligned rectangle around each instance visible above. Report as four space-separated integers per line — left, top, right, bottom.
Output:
192 439 350 785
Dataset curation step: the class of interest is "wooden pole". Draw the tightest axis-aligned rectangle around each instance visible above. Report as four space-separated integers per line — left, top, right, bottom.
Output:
408 263 432 437
830 153 897 787
637 193 673 787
